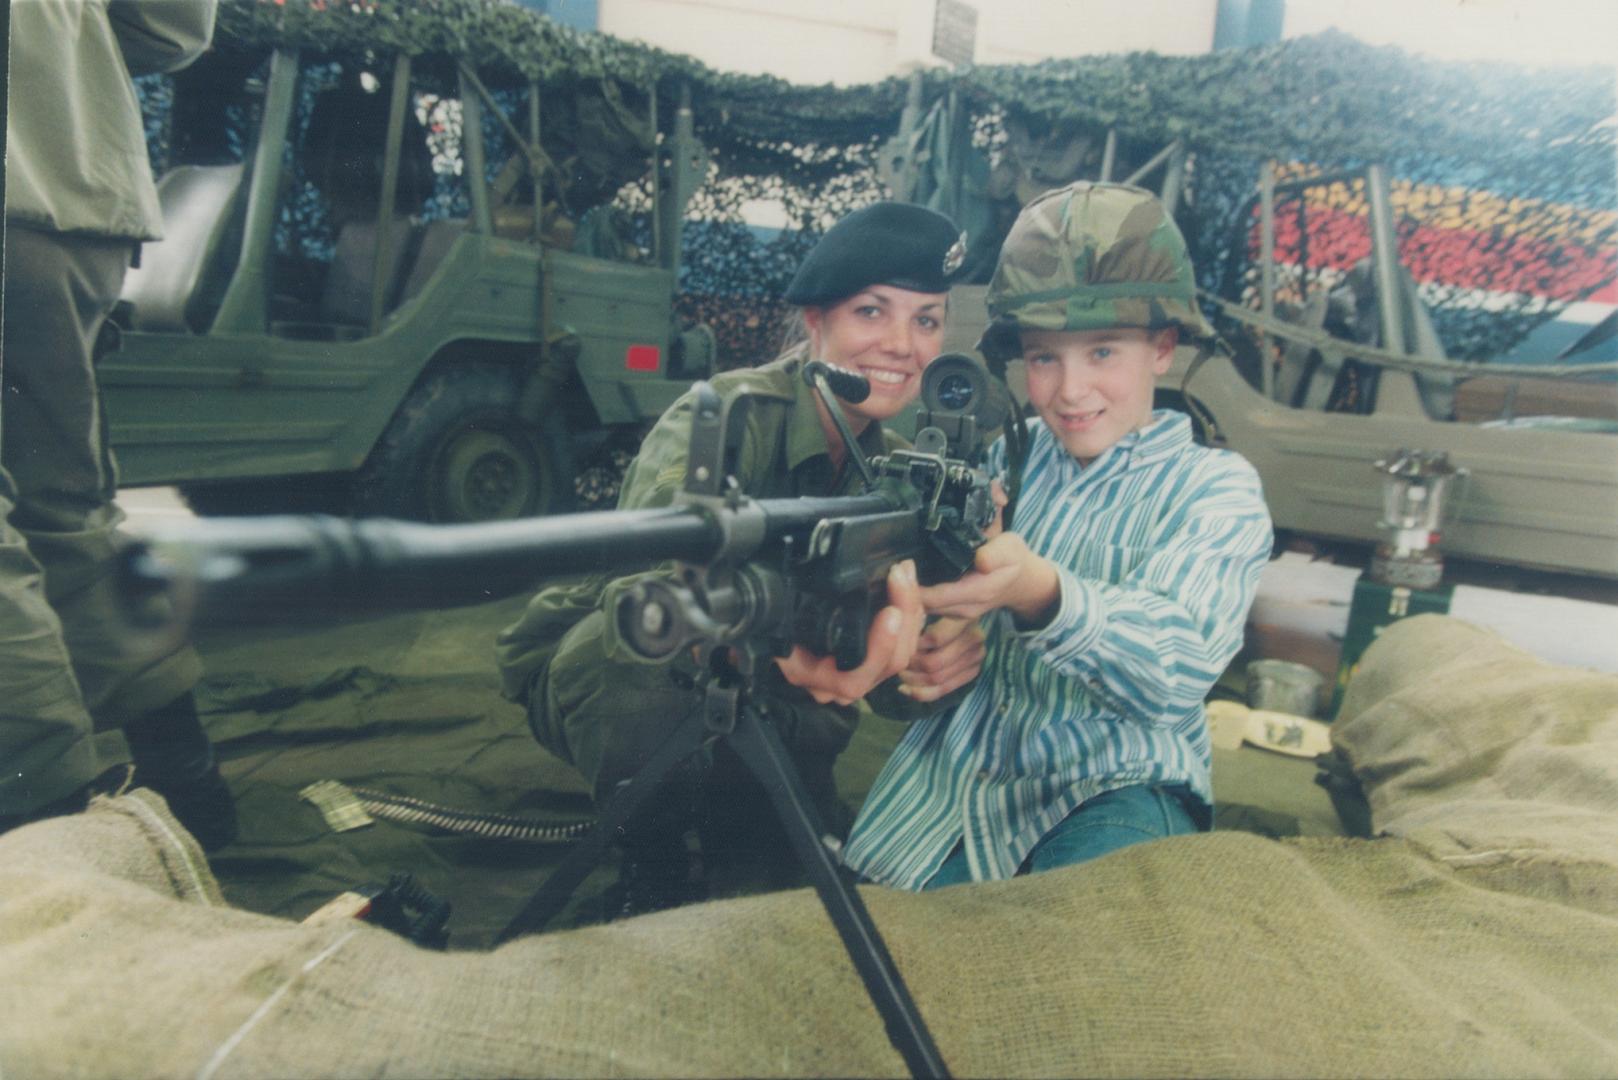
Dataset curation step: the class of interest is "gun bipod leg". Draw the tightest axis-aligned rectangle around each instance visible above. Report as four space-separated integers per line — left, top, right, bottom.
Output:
494 708 713 944
727 701 951 1079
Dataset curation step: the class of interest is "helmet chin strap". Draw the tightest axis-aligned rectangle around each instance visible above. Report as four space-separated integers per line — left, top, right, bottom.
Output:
981 346 1030 531
1176 336 1229 444
1002 405 1031 530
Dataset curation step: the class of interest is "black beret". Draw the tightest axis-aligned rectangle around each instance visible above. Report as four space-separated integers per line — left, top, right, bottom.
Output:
783 202 968 306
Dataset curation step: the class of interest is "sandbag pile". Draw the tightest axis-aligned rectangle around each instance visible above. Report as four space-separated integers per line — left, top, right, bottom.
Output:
1334 614 1618 912
2 614 1615 1077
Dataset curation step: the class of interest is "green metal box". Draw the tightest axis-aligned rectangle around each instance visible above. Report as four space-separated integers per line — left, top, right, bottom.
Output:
1329 576 1454 718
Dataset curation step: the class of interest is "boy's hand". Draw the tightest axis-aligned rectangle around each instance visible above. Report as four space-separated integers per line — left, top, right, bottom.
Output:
776 559 925 706
917 533 1060 628
984 479 1008 541
898 616 986 702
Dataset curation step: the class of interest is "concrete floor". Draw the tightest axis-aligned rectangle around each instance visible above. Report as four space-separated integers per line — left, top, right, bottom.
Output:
1248 551 1618 690
119 485 195 527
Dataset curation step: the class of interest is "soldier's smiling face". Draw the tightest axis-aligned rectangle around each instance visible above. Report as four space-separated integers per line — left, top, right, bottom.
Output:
804 285 948 426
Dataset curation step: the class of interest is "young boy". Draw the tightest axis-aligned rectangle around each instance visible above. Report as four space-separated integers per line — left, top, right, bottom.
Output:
844 182 1274 890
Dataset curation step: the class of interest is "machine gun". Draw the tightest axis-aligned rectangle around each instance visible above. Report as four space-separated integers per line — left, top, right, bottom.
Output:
119 353 1006 1079
121 353 1002 664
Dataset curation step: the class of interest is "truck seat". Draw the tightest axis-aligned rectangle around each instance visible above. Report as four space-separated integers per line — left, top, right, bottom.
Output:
318 217 470 328
396 218 469 309
319 215 422 326
118 164 245 333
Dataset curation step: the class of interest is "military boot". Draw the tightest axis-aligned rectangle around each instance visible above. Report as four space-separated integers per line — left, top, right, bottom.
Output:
615 839 695 919
123 691 238 852
696 747 851 898
611 828 703 920
605 782 704 920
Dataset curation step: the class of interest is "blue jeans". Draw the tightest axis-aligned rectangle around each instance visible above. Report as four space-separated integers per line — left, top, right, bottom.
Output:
922 783 1198 889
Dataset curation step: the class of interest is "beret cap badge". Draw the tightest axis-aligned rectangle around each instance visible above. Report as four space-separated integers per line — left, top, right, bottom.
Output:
942 232 968 276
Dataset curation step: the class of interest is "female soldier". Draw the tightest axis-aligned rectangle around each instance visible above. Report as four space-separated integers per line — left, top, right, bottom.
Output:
496 202 981 915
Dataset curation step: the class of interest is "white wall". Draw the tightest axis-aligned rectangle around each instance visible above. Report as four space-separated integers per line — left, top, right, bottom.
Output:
597 0 1220 87
976 0 1219 64
597 0 1611 86
599 0 904 86
1283 0 1618 68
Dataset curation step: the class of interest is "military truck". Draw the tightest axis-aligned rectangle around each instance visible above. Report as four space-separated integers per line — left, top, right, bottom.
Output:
101 46 713 522
938 156 1618 582
1172 163 1617 582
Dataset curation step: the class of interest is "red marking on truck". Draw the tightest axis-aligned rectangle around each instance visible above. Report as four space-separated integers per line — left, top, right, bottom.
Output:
626 345 661 372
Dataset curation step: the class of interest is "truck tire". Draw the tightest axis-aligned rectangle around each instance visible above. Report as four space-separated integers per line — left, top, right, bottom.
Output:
352 364 574 523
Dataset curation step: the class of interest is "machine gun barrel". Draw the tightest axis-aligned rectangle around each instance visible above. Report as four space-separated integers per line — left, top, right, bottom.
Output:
119 493 899 627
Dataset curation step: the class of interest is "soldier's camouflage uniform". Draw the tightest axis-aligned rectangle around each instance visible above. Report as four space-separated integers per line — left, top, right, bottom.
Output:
1 1 215 816
496 352 907 828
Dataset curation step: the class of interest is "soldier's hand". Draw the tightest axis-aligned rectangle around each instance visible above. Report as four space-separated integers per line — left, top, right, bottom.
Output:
776 559 925 706
897 615 986 702
917 532 1060 628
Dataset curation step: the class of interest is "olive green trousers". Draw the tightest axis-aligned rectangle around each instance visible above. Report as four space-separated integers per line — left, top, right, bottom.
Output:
527 609 856 838
0 225 201 815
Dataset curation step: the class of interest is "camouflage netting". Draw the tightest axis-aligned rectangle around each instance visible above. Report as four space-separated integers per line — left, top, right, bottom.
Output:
142 0 1617 368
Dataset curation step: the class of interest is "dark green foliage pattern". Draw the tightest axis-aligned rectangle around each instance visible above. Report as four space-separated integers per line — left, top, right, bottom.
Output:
158 1 1616 366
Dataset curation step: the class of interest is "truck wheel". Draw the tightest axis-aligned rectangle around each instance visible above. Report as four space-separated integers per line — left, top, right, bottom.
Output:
352 365 574 523
425 413 554 521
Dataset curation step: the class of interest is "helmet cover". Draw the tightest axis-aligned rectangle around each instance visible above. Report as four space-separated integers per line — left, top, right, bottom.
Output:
978 181 1216 365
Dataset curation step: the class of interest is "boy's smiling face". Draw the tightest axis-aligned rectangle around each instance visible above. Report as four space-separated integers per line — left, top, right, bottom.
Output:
1021 326 1177 466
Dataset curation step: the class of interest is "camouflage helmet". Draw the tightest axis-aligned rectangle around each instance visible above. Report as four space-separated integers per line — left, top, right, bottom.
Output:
977 181 1217 367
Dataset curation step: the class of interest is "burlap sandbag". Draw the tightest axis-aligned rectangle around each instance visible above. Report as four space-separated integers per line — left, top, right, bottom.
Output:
1333 613 1618 913
3 615 1616 1077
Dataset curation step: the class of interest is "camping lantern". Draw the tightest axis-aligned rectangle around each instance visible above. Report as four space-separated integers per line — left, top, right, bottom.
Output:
1369 449 1460 588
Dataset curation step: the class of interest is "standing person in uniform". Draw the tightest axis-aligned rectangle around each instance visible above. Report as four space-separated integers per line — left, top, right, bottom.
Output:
496 202 984 915
844 182 1274 889
0 0 236 850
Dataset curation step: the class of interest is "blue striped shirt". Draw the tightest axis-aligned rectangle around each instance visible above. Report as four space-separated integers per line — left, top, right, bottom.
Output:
843 410 1273 888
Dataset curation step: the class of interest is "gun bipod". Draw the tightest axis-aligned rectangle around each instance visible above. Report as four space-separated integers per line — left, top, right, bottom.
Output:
494 676 951 1079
